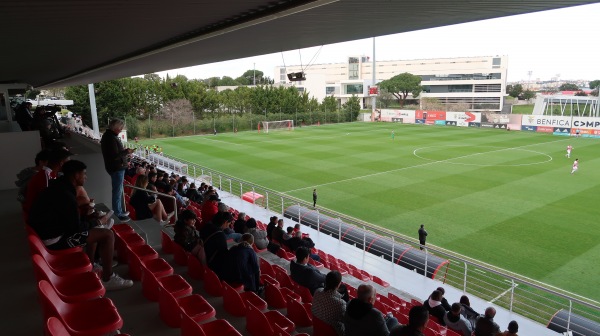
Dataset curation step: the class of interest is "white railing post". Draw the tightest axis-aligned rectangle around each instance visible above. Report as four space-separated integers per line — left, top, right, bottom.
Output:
219 175 222 190
463 262 468 293
193 166 196 178
298 204 301 223
391 236 395 262
229 179 232 193
317 210 320 232
509 279 515 313
240 182 243 197
363 226 366 251
338 218 342 240
567 300 573 331
424 249 428 277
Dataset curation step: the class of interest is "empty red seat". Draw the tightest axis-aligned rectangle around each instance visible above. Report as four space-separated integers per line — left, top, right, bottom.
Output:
273 265 295 290
140 258 174 301
286 296 313 327
45 317 130 336
28 235 92 277
260 258 276 278
313 316 338 336
159 285 215 328
187 253 205 280
181 314 241 336
222 281 268 316
246 303 295 336
373 275 390 287
126 243 158 281
261 274 279 288
308 257 324 268
273 323 310 336
172 241 189 266
114 232 145 264
38 280 123 336
264 283 300 309
276 249 295 261
32 254 105 303
160 230 174 254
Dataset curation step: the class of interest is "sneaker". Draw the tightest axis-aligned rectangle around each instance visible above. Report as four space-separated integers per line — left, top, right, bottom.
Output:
97 218 115 230
92 262 102 274
121 211 130 217
117 215 131 222
103 273 133 291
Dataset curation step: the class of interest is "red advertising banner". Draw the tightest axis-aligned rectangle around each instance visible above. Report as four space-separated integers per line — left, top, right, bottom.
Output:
415 110 446 120
536 126 554 133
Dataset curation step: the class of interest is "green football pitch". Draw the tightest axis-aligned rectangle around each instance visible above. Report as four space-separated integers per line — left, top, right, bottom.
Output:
144 122 600 300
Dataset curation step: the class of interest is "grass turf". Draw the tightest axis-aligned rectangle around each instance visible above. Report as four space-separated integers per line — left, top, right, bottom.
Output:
144 122 600 301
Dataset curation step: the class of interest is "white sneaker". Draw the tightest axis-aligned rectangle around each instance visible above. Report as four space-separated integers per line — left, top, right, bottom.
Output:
96 218 115 230
103 273 133 291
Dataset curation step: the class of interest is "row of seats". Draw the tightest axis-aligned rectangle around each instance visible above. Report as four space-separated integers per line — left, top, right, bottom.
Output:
26 228 127 336
160 228 311 336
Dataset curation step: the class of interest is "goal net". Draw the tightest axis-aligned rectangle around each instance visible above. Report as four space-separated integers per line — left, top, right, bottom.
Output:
260 120 294 133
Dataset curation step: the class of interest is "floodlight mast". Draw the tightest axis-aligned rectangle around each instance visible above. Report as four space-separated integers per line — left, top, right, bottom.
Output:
371 37 376 120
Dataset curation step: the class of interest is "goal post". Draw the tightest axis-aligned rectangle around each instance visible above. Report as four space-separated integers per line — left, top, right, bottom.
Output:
261 120 294 133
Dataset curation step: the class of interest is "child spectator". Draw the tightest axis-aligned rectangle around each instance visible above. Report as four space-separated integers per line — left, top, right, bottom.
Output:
174 210 205 262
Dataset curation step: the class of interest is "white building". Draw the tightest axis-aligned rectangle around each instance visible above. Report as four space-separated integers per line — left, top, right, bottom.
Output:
275 55 508 112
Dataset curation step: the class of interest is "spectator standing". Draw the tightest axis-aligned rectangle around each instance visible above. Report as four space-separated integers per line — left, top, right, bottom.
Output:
418 224 427 250
389 306 429 336
28 160 133 290
443 303 472 336
313 188 318 208
344 284 399 336
225 233 261 293
312 271 347 336
474 307 501 336
100 119 132 221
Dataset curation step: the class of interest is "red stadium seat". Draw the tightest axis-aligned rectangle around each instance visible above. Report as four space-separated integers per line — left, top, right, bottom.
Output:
160 230 174 254
222 281 268 316
28 235 92 277
246 303 295 336
140 258 174 301
181 314 241 336
313 316 338 336
32 254 105 303
286 296 313 327
38 280 123 336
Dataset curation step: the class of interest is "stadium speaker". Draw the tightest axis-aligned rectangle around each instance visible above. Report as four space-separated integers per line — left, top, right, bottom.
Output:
287 72 306 82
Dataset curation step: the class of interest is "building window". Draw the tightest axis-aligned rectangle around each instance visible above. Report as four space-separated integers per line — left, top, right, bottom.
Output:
344 84 363 94
448 85 473 92
349 63 359 80
326 86 336 95
492 57 501 68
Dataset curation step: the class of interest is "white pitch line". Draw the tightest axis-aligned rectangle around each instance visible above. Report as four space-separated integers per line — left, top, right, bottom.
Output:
282 137 568 194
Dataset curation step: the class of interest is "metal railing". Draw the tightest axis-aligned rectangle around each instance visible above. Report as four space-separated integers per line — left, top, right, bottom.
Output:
127 143 600 334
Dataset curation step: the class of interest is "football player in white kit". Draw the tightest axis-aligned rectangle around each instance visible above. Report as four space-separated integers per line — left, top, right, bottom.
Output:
566 145 573 158
571 159 579 174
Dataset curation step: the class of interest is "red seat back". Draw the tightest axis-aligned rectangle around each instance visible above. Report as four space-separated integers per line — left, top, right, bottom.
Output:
313 316 337 336
286 297 313 327
246 303 274 336
222 281 247 317
203 267 223 296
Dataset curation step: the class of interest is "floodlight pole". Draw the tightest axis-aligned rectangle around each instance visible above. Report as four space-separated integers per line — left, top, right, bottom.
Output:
87 84 99 137
371 37 376 119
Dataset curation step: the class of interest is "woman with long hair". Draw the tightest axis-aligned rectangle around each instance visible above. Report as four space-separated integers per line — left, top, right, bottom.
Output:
130 174 169 222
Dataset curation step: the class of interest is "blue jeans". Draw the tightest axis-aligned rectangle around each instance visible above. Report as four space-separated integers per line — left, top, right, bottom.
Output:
110 169 125 216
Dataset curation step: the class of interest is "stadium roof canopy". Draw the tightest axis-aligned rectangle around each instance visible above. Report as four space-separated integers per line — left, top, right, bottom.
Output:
2 0 599 88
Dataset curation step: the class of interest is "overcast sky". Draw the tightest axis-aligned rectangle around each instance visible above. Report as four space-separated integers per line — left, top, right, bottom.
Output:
158 3 600 83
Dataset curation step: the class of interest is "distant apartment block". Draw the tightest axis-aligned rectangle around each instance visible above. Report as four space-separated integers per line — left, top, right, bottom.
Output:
275 55 508 112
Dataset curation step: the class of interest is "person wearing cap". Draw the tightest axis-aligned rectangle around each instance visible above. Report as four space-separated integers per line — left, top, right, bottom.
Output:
101 118 133 222
200 194 220 229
